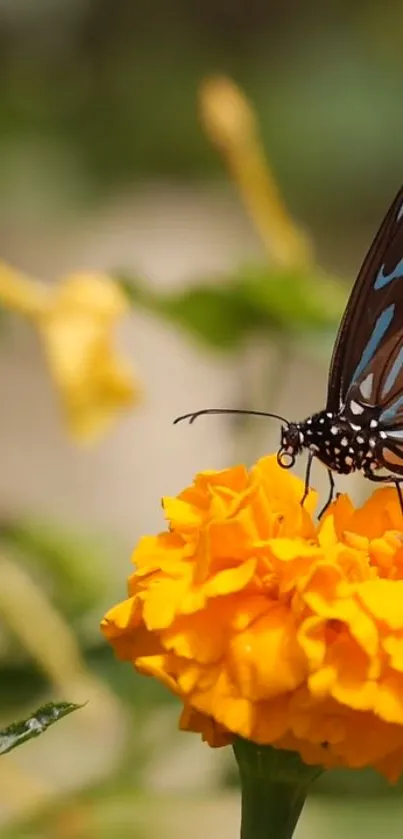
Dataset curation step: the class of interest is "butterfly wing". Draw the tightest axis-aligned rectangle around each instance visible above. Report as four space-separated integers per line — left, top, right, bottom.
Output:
367 326 403 474
327 186 403 414
341 324 403 473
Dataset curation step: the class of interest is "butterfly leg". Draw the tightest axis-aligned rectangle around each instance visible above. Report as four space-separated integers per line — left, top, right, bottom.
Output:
300 451 314 508
395 481 403 516
318 469 336 519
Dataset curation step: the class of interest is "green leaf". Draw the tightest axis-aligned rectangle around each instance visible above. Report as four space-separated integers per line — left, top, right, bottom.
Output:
118 273 260 349
235 265 346 334
153 285 262 349
117 267 347 352
0 701 82 756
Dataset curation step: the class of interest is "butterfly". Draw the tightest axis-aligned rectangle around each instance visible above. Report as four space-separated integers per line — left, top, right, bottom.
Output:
175 185 403 516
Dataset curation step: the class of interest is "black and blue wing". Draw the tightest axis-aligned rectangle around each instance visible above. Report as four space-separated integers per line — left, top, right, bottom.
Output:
326 185 403 474
327 185 403 416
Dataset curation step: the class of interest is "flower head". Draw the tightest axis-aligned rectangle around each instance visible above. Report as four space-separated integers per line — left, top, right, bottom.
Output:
0 262 140 440
101 455 403 781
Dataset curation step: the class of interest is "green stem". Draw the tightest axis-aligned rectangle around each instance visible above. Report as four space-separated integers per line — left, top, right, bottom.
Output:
234 739 322 839
239 770 306 839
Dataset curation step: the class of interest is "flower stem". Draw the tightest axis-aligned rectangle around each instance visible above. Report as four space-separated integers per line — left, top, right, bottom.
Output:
233 739 322 839
239 768 306 839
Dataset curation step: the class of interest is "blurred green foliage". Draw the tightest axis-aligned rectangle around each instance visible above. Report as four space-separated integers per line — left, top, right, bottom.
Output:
0 519 112 624
0 1 402 219
119 265 345 351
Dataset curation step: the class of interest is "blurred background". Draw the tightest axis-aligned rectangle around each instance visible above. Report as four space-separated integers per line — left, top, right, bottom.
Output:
1 1 403 836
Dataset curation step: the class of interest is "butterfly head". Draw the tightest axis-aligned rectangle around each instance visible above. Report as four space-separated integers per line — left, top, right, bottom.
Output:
277 422 303 469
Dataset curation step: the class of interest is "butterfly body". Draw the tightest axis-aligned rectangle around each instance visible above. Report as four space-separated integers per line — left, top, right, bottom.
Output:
279 411 381 476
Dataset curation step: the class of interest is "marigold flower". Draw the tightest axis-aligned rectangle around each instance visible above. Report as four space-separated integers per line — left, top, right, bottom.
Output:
101 455 403 781
0 262 140 440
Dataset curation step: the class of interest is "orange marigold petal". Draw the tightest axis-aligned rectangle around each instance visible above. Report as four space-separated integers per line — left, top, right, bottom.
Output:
251 697 291 743
136 653 183 695
267 538 322 563
349 488 400 537
323 493 355 540
142 577 190 629
162 497 203 531
101 597 140 635
228 606 307 700
302 592 378 658
297 616 327 669
358 579 403 629
179 704 232 747
161 600 237 663
374 677 403 725
383 636 403 671
205 557 257 597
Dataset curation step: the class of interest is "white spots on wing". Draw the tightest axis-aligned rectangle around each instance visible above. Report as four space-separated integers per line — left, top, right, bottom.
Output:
380 431 387 439
350 422 361 431
369 438 376 448
370 419 378 428
334 447 340 454
345 456 353 466
319 417 325 424
357 435 364 444
350 400 364 415
330 426 338 435
299 431 304 443
341 437 348 446
326 412 333 418
360 373 373 400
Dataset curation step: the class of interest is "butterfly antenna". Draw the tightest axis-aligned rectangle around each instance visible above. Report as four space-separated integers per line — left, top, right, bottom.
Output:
173 408 290 426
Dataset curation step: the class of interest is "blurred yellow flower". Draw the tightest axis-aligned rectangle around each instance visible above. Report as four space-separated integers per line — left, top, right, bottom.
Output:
0 263 140 440
102 455 403 781
199 75 312 268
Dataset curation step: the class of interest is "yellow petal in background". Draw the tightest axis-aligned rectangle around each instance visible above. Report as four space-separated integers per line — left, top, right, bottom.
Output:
199 75 312 268
0 263 140 441
0 261 48 316
38 272 139 441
